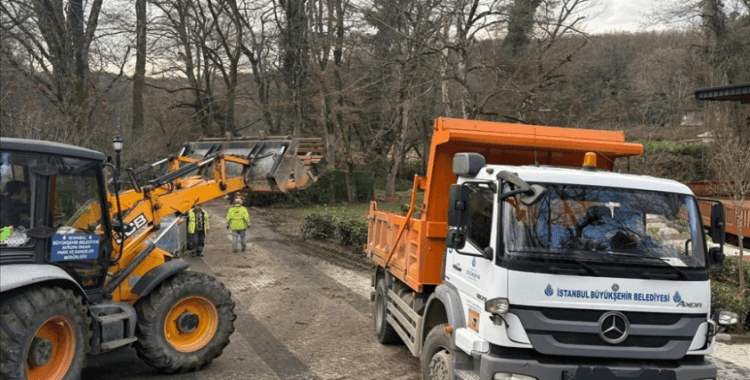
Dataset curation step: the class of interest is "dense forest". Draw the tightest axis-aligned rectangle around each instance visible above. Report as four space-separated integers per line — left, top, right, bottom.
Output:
1 0 749 197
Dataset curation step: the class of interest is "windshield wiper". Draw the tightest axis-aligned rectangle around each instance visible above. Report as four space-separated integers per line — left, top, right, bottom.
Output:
605 252 687 280
549 258 600 276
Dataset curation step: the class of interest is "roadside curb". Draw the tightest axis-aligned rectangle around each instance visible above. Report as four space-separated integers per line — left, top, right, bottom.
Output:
726 334 750 344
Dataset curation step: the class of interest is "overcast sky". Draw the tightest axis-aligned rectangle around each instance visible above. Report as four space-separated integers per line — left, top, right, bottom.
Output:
579 0 657 34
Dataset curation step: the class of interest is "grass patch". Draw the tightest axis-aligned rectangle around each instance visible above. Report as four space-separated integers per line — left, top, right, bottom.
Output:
295 202 405 222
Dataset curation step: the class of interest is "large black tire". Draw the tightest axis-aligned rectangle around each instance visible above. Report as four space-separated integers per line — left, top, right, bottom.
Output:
374 280 401 344
420 324 454 380
134 271 236 373
0 287 91 380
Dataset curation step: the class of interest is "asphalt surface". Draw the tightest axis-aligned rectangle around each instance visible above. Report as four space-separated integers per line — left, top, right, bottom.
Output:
83 203 750 380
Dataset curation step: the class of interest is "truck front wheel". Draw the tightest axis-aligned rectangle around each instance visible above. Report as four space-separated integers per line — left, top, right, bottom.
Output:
0 287 90 380
421 324 453 380
374 280 400 344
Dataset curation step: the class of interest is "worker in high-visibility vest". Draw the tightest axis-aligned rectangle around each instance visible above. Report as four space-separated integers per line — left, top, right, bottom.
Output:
188 205 210 256
226 197 251 253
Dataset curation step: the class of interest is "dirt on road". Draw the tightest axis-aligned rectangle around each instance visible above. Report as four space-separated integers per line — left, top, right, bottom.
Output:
83 201 420 380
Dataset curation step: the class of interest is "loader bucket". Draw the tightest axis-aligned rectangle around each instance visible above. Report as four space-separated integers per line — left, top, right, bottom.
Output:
182 136 324 193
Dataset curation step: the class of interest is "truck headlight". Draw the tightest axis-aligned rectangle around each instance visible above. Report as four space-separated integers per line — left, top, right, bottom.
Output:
485 298 509 315
716 310 738 326
493 373 536 380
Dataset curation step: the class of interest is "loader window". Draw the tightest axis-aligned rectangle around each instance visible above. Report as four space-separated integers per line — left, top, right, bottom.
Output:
1 152 37 247
47 156 107 289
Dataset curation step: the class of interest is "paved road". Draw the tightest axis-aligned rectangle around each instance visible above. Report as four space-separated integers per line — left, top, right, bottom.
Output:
84 203 419 380
83 203 750 380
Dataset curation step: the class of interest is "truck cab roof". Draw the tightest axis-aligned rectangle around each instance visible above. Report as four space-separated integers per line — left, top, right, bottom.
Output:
475 164 694 196
0 137 105 161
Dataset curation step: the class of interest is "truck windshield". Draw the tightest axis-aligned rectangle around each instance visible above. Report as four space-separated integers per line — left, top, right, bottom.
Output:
503 184 706 268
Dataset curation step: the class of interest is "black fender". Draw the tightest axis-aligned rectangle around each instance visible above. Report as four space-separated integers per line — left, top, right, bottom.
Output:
131 259 190 297
419 282 472 363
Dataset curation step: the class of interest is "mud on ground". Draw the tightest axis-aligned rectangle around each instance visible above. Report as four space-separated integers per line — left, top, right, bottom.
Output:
254 206 373 272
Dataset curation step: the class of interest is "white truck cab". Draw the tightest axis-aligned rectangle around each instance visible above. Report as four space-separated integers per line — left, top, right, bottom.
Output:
439 153 737 380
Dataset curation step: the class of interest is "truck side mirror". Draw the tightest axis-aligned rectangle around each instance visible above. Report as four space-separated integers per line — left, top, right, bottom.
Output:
447 184 471 226
446 184 471 249
707 246 725 269
445 229 466 249
710 203 725 246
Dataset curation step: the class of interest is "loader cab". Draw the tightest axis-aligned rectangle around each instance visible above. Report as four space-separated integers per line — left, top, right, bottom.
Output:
0 139 113 296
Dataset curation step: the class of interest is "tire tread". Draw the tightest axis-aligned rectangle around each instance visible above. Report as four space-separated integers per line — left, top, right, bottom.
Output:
134 271 236 374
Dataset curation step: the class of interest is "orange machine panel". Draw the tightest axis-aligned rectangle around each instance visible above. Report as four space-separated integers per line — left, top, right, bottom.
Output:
367 118 644 292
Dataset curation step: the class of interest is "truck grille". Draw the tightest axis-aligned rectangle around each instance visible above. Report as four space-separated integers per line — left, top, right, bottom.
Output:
539 308 684 325
511 306 705 360
550 332 681 348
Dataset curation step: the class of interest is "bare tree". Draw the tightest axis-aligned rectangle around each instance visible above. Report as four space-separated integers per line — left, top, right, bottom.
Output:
132 0 148 135
236 0 278 134
706 103 750 292
274 0 308 136
0 0 105 129
150 0 220 136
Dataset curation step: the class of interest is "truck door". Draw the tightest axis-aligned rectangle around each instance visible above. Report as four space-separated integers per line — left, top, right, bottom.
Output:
446 183 497 333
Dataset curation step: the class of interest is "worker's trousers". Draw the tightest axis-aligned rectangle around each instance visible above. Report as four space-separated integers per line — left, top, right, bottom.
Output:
191 231 206 255
232 229 247 251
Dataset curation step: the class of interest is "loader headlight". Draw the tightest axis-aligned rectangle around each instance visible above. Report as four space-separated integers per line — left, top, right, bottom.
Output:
485 298 509 315
715 310 738 326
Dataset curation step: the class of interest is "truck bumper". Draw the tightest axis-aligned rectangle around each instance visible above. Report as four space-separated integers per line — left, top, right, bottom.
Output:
474 353 717 380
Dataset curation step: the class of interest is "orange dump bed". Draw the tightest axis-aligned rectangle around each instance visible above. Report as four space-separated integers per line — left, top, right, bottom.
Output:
366 118 644 292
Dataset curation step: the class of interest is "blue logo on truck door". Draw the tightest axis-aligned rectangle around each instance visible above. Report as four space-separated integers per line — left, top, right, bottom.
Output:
51 234 99 261
545 284 554 297
673 292 682 303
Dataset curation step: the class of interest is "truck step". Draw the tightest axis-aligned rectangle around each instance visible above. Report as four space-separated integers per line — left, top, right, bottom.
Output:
455 369 480 380
97 312 131 324
100 336 138 351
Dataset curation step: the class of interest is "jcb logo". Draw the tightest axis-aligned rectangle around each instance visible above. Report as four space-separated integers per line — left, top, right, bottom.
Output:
116 214 147 243
126 214 148 237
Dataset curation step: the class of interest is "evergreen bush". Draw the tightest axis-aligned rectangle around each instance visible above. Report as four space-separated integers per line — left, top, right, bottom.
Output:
710 256 750 332
301 213 336 240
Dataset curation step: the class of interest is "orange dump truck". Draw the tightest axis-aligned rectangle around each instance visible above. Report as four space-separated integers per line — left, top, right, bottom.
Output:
367 118 734 380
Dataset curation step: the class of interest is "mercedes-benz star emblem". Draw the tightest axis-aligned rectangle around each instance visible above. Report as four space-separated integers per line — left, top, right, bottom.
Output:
611 283 619 291
598 311 629 344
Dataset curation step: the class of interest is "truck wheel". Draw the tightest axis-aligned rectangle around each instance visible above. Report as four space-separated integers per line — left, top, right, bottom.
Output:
0 287 90 380
374 280 400 344
421 324 453 380
134 271 236 373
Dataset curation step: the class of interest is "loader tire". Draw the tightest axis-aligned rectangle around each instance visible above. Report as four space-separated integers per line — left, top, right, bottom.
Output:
374 280 401 344
421 324 453 380
0 287 90 380
134 271 235 373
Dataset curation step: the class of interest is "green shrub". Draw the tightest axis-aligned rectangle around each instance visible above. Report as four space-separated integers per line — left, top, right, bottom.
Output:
710 256 750 332
301 213 336 240
335 219 368 250
637 140 705 157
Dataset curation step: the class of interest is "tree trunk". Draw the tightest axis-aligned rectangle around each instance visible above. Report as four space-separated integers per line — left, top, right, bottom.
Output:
132 0 147 136
737 208 745 292
225 83 237 136
345 162 356 203
385 98 411 200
